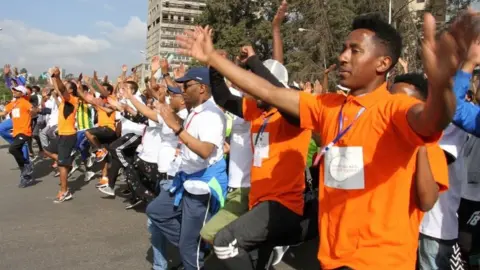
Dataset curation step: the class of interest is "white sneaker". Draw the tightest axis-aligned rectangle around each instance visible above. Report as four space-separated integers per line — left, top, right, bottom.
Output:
271 246 290 266
85 171 95 182
86 154 95 168
68 161 79 177
98 186 115 196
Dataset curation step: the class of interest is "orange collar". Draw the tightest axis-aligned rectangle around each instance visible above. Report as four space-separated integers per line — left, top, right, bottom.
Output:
345 83 389 108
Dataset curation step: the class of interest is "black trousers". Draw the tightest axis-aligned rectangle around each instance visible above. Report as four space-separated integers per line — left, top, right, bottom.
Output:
125 157 163 202
213 200 308 270
106 133 142 189
9 134 31 168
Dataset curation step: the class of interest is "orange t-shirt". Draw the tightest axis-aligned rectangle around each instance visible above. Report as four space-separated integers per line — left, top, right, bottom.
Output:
298 83 443 270
410 143 449 230
97 95 116 130
243 98 311 216
58 95 79 136
4 98 32 137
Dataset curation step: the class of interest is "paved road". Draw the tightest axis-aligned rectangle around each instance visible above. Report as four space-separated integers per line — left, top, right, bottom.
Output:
0 143 319 270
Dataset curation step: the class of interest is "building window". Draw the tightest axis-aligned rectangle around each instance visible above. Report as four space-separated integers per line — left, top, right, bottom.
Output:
185 4 191 9
416 0 425 2
156 17 160 24
165 1 169 7
163 14 168 21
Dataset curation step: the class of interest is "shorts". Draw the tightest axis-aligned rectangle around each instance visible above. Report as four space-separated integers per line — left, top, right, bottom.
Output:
200 187 250 242
87 126 117 145
46 134 77 167
458 198 480 257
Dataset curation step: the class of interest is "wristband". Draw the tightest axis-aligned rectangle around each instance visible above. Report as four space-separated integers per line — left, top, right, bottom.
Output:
174 126 184 136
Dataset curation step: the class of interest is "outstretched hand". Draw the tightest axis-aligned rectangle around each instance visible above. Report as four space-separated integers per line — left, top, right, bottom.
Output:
422 10 480 90
176 26 215 64
272 0 288 28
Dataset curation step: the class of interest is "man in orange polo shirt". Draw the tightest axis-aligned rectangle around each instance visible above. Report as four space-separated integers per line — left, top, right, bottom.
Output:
45 67 79 203
0 85 37 188
176 11 478 269
210 46 311 269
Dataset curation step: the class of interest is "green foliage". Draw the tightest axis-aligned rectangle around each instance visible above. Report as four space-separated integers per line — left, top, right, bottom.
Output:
197 0 478 85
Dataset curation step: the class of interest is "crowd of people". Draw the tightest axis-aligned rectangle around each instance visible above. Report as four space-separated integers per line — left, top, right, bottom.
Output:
2 1 480 269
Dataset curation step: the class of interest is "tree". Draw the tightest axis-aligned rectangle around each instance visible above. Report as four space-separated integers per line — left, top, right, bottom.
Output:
198 0 478 85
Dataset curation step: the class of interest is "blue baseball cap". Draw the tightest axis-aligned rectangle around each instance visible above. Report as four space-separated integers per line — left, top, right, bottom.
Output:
167 85 182 94
175 67 210 87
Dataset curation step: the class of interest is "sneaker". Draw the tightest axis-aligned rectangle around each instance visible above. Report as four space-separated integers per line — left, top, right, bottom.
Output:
98 186 115 196
86 154 95 168
84 171 95 182
54 170 60 177
95 149 108 163
95 177 109 188
271 246 290 266
53 191 73 203
52 162 58 169
68 162 79 177
125 199 144 210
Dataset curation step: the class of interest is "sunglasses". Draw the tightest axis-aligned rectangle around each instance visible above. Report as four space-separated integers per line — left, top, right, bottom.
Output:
183 82 201 90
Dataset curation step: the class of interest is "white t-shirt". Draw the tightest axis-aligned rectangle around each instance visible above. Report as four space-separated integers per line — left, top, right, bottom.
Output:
180 98 226 195
46 97 59 127
154 108 188 173
420 124 468 240
462 135 480 202
137 125 162 164
228 115 252 188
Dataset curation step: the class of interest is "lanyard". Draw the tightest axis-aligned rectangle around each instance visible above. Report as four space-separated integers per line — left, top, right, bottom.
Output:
184 112 199 130
254 115 272 146
176 112 199 150
312 104 365 166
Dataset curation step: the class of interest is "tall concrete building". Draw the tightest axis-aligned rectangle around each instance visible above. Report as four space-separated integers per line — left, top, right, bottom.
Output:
146 0 206 68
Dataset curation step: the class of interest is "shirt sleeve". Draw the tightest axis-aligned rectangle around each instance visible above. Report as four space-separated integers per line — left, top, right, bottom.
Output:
4 102 13 113
425 144 449 192
242 97 262 121
198 111 226 149
451 70 480 136
298 91 323 133
389 95 442 146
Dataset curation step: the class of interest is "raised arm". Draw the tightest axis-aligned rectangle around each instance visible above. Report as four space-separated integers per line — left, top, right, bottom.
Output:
209 67 243 117
406 13 477 138
451 42 480 136
271 0 287 64
124 86 160 123
92 71 110 97
177 26 300 117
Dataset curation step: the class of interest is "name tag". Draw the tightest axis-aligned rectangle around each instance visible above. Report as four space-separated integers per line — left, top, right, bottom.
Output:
324 146 365 190
12 108 20 118
253 132 269 168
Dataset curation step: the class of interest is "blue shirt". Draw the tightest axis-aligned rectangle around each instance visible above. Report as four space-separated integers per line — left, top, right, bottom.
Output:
452 70 480 137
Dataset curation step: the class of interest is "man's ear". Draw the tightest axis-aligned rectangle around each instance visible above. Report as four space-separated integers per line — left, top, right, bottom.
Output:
376 56 393 74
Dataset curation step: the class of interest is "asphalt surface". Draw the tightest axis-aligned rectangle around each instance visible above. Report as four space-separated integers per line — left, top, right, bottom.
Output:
0 142 319 270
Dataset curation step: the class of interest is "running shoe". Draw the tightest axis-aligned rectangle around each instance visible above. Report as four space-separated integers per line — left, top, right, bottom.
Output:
95 177 109 188
95 149 108 163
98 186 115 196
53 190 73 203
84 171 95 182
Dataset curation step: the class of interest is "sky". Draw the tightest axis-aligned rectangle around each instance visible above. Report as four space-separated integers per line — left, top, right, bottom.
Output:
0 0 147 78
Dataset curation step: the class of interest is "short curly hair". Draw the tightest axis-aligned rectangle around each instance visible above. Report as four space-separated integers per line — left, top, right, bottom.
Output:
394 73 428 100
352 13 402 72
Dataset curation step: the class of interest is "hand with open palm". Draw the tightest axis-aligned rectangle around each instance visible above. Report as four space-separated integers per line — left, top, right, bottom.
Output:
176 26 215 64
423 10 480 90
